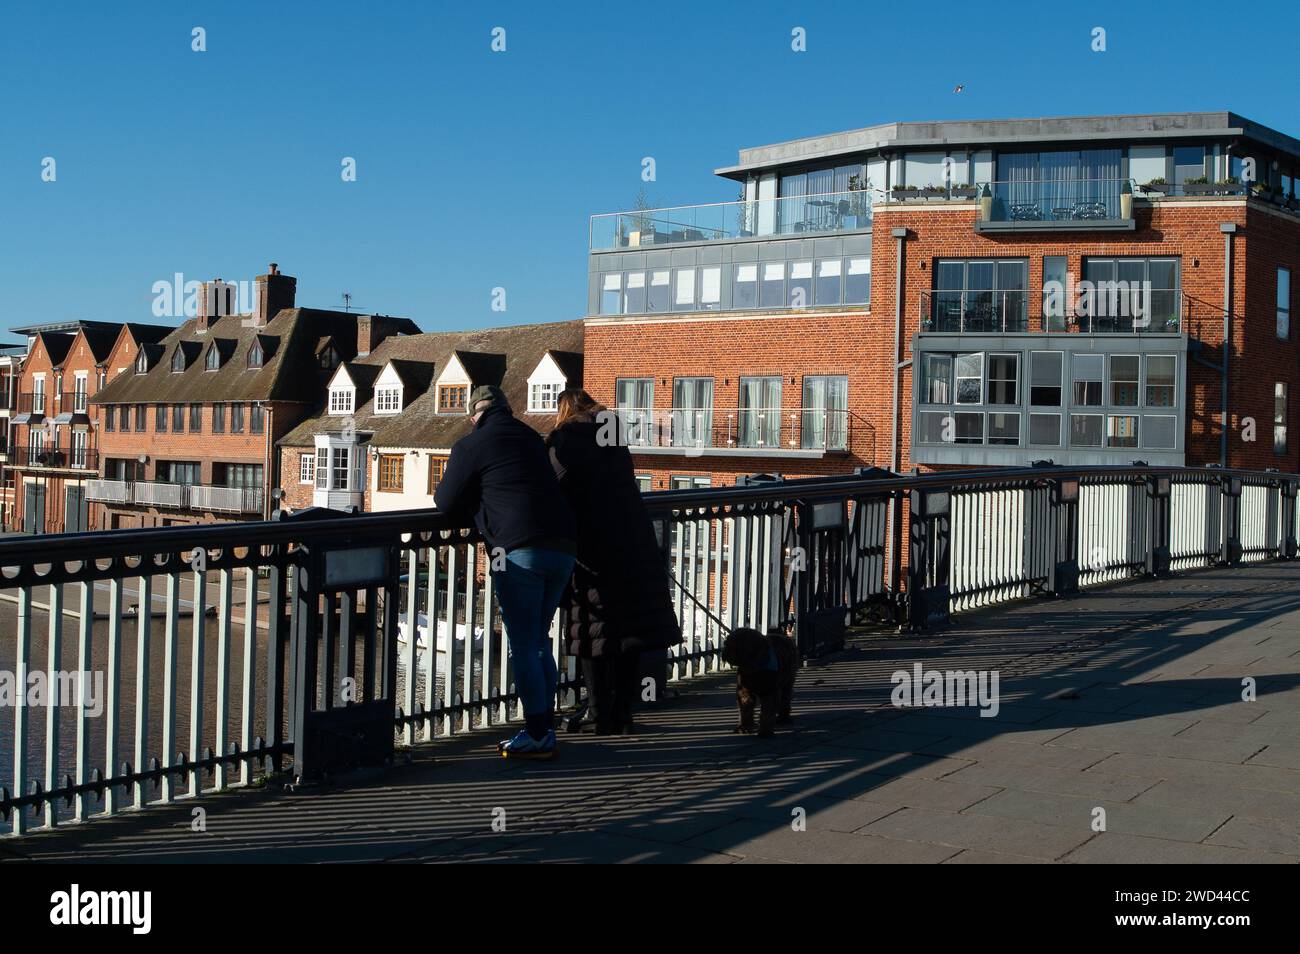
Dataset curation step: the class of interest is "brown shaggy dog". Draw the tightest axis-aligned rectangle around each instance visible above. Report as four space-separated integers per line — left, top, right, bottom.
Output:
720 626 797 737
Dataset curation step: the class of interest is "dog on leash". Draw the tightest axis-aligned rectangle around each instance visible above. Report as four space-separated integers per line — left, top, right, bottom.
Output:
720 626 797 737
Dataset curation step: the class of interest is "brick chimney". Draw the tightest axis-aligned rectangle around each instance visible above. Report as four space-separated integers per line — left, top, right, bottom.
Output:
252 263 297 327
197 278 236 333
355 314 407 357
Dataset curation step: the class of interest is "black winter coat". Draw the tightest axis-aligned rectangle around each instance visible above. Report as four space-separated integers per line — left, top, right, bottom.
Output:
434 405 575 553
546 413 682 658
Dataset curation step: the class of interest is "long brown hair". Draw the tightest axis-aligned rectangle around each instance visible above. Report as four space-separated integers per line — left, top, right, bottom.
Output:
555 388 606 427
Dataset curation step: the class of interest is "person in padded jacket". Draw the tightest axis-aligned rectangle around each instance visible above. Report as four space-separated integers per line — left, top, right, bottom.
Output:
434 385 576 759
546 389 681 734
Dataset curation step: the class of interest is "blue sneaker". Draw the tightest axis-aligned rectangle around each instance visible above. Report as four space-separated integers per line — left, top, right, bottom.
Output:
498 728 556 760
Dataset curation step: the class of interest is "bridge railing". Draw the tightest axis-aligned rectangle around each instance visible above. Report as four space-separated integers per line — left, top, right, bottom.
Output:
2 463 1296 838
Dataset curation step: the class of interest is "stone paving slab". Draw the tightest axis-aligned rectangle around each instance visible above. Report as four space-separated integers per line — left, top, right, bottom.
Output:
5 561 1300 864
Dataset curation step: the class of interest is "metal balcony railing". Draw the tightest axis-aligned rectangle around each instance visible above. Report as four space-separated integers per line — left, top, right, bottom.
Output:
59 390 90 414
590 189 876 251
1 462 1297 839
978 177 1133 224
16 392 48 416
614 406 854 453
919 290 1185 334
86 478 132 503
90 480 266 512
131 480 188 508
188 483 264 514
11 446 99 469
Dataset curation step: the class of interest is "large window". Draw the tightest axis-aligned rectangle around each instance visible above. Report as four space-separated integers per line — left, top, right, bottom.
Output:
1081 257 1180 332
921 354 953 404
803 375 849 450
1109 355 1139 406
1173 146 1206 185
815 260 842 305
615 377 653 445
647 269 671 312
378 454 404 492
733 264 758 309
1145 356 1176 407
933 259 1028 333
738 376 780 448
216 463 263 488
987 354 1018 405
1030 352 1063 406
1279 268 1291 341
332 447 351 491
760 263 785 308
672 377 714 447
1072 354 1103 406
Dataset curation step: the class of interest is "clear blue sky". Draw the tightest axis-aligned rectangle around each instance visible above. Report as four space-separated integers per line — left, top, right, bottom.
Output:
1 0 1296 334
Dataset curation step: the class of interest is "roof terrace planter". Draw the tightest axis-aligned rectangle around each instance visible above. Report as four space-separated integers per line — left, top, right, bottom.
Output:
949 185 979 199
891 187 922 200
1180 181 1245 196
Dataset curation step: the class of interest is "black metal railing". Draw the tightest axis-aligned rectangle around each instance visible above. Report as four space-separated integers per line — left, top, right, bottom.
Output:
10 446 99 469
1 462 1296 837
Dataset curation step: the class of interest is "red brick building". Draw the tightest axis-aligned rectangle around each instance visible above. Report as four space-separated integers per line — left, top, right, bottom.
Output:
88 265 417 528
584 111 1300 490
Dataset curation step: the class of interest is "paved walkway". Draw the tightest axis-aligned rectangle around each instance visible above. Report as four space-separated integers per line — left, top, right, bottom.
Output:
5 561 1300 864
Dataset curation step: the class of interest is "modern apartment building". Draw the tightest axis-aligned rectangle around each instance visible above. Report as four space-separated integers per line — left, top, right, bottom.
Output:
88 265 418 528
6 321 172 534
584 111 1300 488
278 319 583 513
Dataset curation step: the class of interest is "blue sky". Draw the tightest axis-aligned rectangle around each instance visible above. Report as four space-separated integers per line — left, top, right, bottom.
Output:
1 0 1296 335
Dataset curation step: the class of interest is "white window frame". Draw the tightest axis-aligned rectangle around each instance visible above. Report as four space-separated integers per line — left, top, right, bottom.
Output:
299 453 315 484
529 381 562 413
374 386 402 414
328 387 355 415
955 352 984 405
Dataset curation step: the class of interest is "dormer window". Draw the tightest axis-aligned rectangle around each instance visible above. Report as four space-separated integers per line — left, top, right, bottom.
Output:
170 347 186 373
529 382 562 413
329 387 355 415
135 351 149 374
320 345 340 370
375 386 402 414
439 385 468 414
205 344 221 371
247 339 264 369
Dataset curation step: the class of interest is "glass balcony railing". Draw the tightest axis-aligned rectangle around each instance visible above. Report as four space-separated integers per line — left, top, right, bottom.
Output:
980 178 1132 224
919 290 1184 334
590 190 875 251
612 406 852 453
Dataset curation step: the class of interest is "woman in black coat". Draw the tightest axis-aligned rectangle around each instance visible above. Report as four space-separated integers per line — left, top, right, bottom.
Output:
546 389 682 734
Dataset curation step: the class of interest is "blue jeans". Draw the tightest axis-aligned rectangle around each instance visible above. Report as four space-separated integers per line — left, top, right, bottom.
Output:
494 547 575 719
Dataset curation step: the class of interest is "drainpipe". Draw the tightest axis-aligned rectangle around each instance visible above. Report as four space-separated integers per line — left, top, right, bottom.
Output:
890 226 909 603
262 402 274 520
1220 222 1237 467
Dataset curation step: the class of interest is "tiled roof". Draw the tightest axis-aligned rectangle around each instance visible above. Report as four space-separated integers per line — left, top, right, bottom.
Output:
278 319 584 449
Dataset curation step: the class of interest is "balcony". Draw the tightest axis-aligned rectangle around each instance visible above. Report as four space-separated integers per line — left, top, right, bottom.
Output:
919 290 1184 335
55 390 90 424
590 190 874 252
972 178 1136 232
12 392 48 424
92 480 265 513
11 446 99 470
613 407 856 458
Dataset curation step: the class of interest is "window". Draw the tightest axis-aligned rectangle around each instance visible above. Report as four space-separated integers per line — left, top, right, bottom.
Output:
1070 414 1104 447
231 403 245 433
737 376 779 448
815 259 842 305
250 404 264 434
135 404 146 432
673 268 695 311
803 375 848 450
760 263 785 308
1030 352 1063 406
673 377 714 447
615 378 653 445
844 257 871 304
700 266 721 310
315 448 328 490
32 378 45 414
733 264 758 309
1072 354 1103 406
332 446 350 490
921 354 952 404
156 404 168 432
987 354 1018 405
1146 415 1177 449
529 382 562 413
378 454 404 492
189 404 202 431
329 388 354 414
319 346 339 370
105 407 115 432
172 404 184 432
1081 257 1180 332
955 353 983 404
159 461 200 484
1042 256 1069 331
917 411 952 444
1029 413 1061 446
1173 145 1205 185
375 387 401 413
215 463 262 488
1145 355 1176 407
623 271 647 313
954 412 983 444
600 274 622 315
1108 415 1139 448
135 351 149 374
439 385 467 414
118 405 130 430
205 345 220 371
1109 355 1139 406
1279 268 1291 340
299 453 315 484
1276 382 1288 455
428 456 447 495
647 270 671 312
788 261 813 306
73 375 88 413
212 404 225 433
171 347 185 373
247 340 264 369
933 259 1029 332
988 412 1020 445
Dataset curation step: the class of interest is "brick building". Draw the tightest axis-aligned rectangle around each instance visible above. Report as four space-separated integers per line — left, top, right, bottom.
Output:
584 111 1300 490
0 341 29 528
278 320 583 513
6 321 171 534
88 265 417 528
